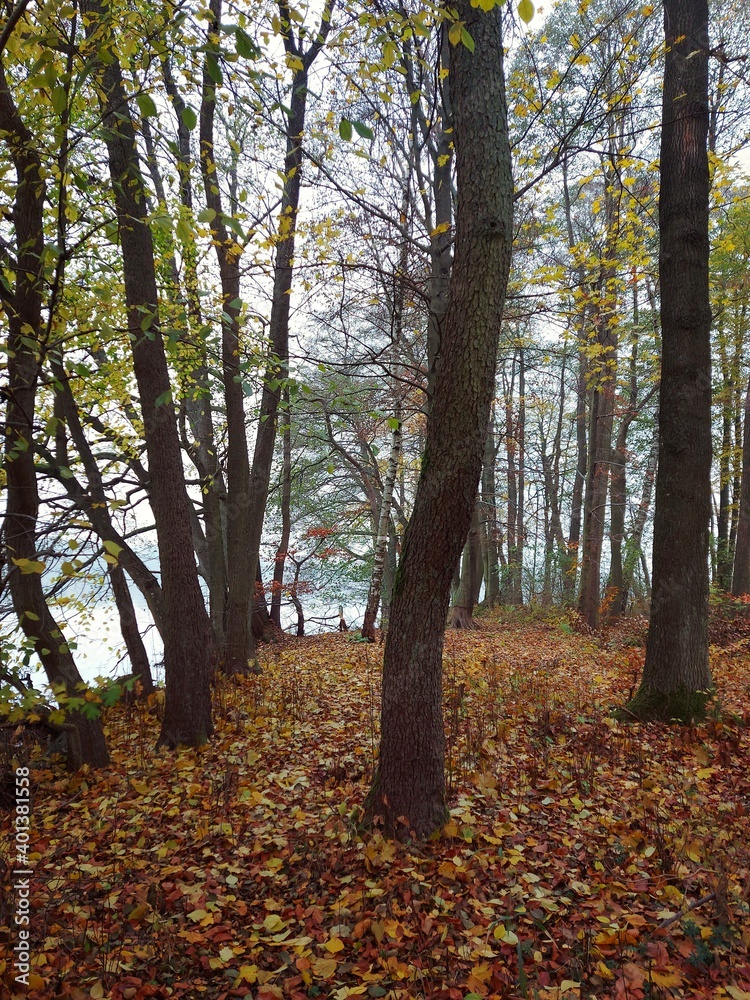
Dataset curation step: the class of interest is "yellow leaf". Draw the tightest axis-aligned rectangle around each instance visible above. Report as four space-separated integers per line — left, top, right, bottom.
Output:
237 964 258 984
517 0 535 23
448 22 462 46
128 902 149 923
263 913 285 932
324 936 345 953
560 982 581 994
311 956 338 979
130 779 149 795
29 974 45 989
90 984 105 999
650 969 683 987
726 988 750 1000
494 927 519 945
686 843 702 862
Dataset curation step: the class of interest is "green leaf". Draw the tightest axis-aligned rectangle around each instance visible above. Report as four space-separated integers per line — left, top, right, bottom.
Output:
339 117 353 141
136 93 158 118
154 390 172 406
353 120 374 140
518 0 535 23
51 86 67 114
197 207 217 224
181 105 198 131
235 28 258 59
13 558 46 574
206 52 224 86
103 540 124 557
24 611 40 621
461 26 475 51
176 217 192 243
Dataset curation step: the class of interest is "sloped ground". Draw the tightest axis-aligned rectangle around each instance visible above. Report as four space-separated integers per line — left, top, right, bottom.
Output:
1 610 749 999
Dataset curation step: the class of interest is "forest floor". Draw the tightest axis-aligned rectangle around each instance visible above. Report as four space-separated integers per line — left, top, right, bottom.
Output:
2 608 750 1000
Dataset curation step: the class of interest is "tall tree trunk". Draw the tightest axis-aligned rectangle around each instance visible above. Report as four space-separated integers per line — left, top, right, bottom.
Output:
629 0 713 720
0 59 109 766
366 0 512 839
362 419 403 641
83 0 214 746
480 415 501 607
163 56 228 647
732 373 750 595
562 159 588 605
245 7 330 649
108 563 155 695
578 161 618 629
271 388 292 629
200 0 252 673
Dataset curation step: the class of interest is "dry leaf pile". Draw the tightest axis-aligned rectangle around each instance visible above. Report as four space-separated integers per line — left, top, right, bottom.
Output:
2 612 750 1000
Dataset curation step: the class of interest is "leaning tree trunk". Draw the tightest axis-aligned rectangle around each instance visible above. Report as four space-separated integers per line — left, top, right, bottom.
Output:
0 59 109 766
629 0 713 721
84 0 214 746
365 0 513 839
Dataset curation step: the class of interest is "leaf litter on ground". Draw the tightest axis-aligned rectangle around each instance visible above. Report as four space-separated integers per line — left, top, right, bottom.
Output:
2 609 750 1000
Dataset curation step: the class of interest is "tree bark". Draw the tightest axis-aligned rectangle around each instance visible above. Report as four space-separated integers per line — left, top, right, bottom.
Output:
271 388 292 629
83 0 214 746
366 1 512 839
362 419 403 641
450 504 483 628
732 373 750 594
200 0 253 673
245 5 330 648
0 58 109 766
630 0 713 720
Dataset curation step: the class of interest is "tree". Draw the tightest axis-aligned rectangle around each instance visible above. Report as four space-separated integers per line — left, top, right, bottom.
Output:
627 0 713 721
0 46 109 766
82 0 214 745
365 0 513 839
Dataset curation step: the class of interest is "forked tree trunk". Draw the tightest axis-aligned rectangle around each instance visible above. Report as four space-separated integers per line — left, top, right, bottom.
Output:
84 0 214 746
366 0 513 839
629 0 713 720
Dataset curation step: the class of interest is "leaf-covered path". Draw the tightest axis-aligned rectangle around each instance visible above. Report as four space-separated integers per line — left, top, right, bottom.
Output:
2 613 750 999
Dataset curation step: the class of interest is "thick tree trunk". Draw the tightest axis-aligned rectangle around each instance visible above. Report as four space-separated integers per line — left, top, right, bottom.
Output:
0 60 109 767
366 0 512 839
83 0 214 746
630 0 713 720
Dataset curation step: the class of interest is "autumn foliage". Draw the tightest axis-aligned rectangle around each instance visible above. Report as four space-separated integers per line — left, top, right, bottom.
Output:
2 615 750 999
